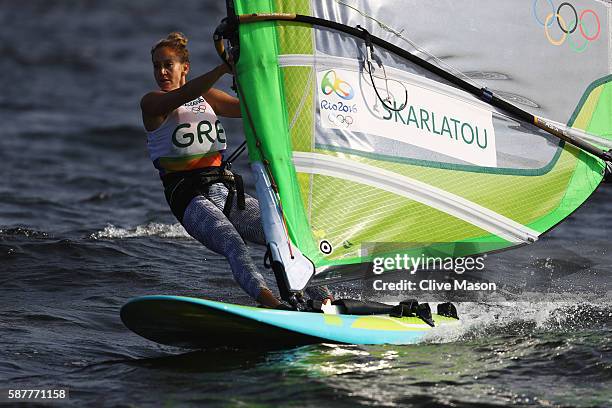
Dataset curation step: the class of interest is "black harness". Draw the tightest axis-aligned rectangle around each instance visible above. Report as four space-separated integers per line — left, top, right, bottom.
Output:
161 167 246 223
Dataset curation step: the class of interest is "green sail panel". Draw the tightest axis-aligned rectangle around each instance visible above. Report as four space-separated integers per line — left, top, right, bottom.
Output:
569 75 612 142
231 0 608 283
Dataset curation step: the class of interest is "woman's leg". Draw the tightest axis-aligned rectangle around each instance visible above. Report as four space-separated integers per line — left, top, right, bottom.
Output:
206 183 333 302
182 195 276 305
206 183 265 245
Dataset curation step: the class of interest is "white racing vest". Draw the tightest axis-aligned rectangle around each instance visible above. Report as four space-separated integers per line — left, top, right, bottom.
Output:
146 96 227 175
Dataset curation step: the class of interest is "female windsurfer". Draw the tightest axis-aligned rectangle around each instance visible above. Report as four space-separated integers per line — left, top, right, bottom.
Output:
141 32 330 308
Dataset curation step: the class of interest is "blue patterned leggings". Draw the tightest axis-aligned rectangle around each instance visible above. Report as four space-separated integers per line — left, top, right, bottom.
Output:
181 183 330 302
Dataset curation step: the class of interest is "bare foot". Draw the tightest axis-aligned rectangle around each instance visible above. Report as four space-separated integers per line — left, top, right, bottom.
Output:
256 288 281 308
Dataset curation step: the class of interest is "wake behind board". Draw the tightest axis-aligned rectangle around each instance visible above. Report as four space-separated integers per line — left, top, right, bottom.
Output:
121 296 459 348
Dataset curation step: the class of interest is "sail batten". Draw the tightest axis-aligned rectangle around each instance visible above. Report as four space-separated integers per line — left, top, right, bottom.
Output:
293 152 540 243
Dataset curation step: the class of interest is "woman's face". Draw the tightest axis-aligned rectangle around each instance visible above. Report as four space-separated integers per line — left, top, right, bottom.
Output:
152 46 189 91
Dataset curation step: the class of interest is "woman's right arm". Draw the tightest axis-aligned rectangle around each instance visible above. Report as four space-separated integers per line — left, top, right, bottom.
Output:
140 64 231 117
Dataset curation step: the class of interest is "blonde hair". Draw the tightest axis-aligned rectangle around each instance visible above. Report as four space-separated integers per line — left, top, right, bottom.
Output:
151 32 190 63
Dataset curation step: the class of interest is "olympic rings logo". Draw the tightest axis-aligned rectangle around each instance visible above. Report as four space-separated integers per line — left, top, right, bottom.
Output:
321 70 355 100
191 105 207 114
328 113 354 127
532 0 601 52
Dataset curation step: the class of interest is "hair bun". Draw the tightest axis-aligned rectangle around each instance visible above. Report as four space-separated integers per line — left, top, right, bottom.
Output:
166 32 188 47
151 32 190 63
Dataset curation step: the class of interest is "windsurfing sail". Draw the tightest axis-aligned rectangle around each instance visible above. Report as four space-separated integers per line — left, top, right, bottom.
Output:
217 0 612 297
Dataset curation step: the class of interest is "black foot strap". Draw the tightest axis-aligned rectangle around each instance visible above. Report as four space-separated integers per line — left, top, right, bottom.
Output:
390 299 435 327
437 302 459 319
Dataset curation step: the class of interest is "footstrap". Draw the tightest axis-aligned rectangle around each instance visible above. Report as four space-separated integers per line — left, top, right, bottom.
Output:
390 299 435 327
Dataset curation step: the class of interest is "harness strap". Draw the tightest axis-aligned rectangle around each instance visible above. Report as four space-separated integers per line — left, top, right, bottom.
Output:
223 180 235 216
162 167 246 223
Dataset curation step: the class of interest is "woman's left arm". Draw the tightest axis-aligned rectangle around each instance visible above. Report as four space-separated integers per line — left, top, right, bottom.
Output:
204 88 241 118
